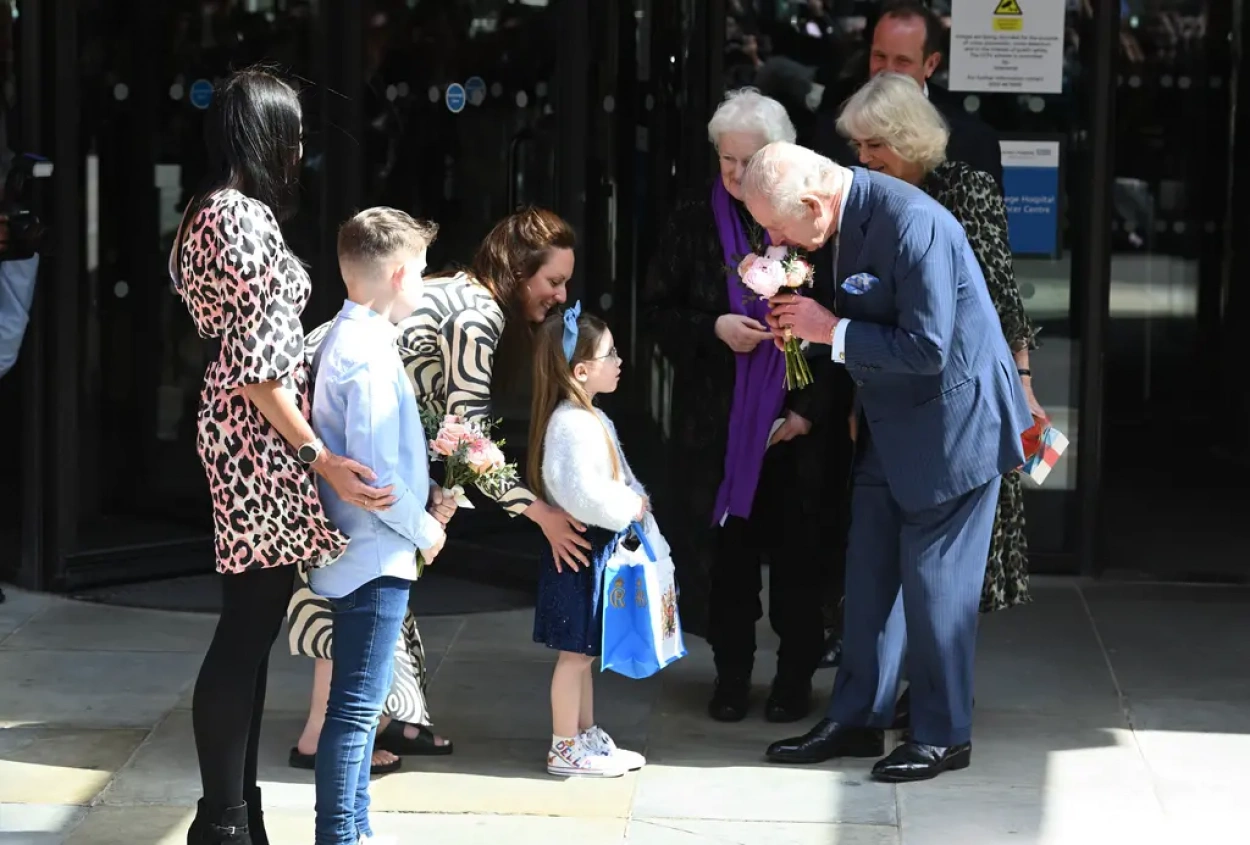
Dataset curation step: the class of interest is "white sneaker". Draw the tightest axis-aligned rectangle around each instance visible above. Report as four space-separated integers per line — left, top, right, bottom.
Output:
582 725 646 771
546 736 627 778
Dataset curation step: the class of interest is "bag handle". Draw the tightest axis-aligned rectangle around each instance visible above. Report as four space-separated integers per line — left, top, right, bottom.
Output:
629 520 657 563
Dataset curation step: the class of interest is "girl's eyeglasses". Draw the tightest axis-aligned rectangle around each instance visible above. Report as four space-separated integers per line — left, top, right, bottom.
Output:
591 347 621 363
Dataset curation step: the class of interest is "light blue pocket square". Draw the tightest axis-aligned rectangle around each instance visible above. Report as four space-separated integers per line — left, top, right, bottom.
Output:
841 273 879 295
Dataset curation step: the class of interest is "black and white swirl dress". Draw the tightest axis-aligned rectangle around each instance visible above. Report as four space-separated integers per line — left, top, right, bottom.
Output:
287 272 537 725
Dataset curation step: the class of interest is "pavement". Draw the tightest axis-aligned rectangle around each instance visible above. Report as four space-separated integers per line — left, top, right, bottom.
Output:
1 576 1247 844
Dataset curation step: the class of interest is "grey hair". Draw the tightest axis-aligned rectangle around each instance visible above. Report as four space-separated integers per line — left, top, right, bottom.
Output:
741 141 841 217
836 73 949 171
707 87 797 149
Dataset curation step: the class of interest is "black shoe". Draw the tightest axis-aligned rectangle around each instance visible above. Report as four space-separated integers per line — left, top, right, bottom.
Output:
707 673 751 722
244 787 268 845
765 678 813 723
187 801 250 845
816 631 842 669
891 688 910 730
871 741 971 783
765 719 885 765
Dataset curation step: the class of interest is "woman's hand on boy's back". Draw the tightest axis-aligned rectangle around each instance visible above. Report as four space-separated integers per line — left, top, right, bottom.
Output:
525 499 591 573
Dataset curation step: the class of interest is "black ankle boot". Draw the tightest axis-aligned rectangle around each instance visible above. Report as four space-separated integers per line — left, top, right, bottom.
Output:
187 801 251 845
245 787 268 845
708 672 752 722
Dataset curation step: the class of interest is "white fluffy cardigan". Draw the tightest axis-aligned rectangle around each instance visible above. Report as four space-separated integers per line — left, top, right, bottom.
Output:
542 401 647 533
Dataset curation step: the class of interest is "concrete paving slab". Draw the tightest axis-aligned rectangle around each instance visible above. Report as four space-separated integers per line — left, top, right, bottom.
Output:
425 656 660 742
0 803 88 845
0 602 216 654
366 740 639 817
632 761 897 826
0 650 199 729
439 608 547 661
1085 589 1250 700
972 586 1124 719
896 781 1168 845
101 710 311 808
0 727 147 805
0 589 55 645
625 819 900 845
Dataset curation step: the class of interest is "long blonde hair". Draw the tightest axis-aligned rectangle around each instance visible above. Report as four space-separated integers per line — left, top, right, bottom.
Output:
527 309 620 502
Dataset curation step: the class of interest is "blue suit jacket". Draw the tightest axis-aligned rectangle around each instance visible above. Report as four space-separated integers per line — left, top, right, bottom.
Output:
834 168 1033 512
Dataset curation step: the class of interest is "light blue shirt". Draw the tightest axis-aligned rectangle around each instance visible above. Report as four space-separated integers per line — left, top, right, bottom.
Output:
309 300 443 600
0 255 40 380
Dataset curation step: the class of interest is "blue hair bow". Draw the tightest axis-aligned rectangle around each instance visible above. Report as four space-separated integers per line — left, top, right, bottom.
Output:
561 301 582 362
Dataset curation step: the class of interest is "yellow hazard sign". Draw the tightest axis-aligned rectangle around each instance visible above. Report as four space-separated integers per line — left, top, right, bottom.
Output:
993 0 1023 31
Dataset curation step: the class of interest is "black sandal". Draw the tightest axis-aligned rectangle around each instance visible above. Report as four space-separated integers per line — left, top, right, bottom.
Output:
287 746 402 775
373 721 454 756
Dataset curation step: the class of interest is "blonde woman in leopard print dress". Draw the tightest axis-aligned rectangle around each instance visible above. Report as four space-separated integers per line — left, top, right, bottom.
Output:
287 208 590 769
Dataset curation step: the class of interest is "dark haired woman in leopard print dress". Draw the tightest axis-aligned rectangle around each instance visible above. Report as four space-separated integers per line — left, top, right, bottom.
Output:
171 69 395 845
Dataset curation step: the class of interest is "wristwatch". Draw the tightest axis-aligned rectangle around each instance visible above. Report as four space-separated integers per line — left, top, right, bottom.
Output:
297 438 324 465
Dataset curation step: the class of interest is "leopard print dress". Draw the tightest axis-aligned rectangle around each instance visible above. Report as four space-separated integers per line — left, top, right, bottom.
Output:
172 189 349 575
286 273 538 725
922 161 1035 613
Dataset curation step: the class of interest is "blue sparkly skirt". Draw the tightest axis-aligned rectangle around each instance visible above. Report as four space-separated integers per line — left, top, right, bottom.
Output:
533 525 624 656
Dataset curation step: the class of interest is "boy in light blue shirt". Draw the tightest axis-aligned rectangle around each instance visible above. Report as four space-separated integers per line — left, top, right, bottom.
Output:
309 207 446 845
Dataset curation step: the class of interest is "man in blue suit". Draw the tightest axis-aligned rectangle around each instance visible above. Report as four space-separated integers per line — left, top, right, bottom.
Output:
741 142 1032 782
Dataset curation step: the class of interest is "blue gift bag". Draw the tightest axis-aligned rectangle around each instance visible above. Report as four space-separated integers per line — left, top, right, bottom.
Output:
600 519 687 679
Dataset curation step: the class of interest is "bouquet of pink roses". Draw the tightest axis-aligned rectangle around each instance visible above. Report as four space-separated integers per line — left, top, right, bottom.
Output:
738 245 815 390
417 409 519 575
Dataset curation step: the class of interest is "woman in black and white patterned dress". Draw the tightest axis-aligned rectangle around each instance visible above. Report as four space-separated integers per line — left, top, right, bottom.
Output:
287 208 591 769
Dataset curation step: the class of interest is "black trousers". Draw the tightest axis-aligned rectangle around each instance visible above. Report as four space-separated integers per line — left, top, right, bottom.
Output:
706 438 827 683
192 564 295 811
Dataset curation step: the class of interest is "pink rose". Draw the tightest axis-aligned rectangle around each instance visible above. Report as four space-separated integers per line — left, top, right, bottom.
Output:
736 253 759 278
430 432 459 457
465 440 506 475
741 258 787 298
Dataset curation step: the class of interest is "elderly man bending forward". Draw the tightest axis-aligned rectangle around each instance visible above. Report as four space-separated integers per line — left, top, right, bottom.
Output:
743 142 1032 783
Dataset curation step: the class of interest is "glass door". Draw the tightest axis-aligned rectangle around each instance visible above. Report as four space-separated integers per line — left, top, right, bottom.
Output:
1100 1 1249 580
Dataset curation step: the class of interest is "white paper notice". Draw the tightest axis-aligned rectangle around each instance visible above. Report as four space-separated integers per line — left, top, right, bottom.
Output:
949 0 1065 94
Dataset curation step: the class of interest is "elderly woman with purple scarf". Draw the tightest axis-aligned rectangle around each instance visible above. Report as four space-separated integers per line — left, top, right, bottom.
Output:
641 88 854 724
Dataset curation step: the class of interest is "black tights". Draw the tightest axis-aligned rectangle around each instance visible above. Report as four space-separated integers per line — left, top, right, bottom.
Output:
192 564 295 811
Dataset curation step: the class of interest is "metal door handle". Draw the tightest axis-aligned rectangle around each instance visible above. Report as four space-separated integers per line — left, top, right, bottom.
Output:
508 128 535 210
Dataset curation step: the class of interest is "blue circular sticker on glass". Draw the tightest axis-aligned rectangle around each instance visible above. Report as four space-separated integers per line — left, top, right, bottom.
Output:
445 83 466 114
464 76 486 106
189 79 214 110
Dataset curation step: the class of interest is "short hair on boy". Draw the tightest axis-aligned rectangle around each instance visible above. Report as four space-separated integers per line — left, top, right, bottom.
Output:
337 207 439 271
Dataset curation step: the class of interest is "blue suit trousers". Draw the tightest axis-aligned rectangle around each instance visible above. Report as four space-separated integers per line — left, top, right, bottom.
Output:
825 432 999 746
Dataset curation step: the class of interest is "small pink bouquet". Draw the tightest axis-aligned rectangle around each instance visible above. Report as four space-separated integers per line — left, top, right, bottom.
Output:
418 409 519 575
738 245 815 390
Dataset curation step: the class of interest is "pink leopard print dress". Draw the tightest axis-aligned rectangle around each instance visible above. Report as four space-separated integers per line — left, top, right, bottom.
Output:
173 189 348 574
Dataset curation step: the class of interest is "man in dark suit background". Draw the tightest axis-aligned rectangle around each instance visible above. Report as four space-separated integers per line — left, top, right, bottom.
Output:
811 0 1004 191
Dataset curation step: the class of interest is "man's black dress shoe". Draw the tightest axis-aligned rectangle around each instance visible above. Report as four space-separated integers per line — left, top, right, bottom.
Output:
765 678 812 723
870 741 971 782
765 719 885 764
708 674 751 722
816 631 842 669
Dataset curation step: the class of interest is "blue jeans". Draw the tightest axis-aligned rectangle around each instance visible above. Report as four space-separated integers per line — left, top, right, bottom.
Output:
314 576 410 845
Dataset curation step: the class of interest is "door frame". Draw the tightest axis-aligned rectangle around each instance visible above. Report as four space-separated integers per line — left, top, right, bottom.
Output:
1073 0 1118 577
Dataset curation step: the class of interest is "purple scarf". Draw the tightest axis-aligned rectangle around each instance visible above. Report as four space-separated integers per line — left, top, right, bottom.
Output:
710 179 788 526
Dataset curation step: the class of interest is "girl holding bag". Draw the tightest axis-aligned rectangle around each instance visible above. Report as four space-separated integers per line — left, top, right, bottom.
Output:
528 304 648 778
